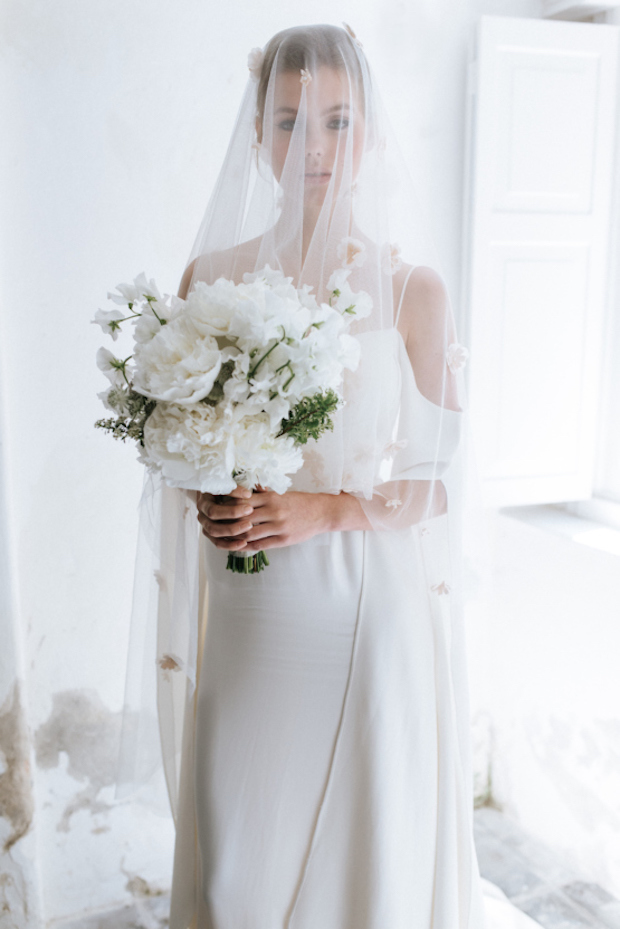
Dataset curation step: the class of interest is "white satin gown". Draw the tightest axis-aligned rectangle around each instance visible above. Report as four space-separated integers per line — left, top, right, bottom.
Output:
167 332 541 929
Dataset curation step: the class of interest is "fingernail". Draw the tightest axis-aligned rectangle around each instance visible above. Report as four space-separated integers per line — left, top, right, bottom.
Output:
242 507 253 516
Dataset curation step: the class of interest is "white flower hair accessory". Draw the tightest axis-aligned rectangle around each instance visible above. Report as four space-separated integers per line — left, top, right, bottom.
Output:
381 242 402 276
446 342 470 373
337 237 366 269
300 69 312 86
247 48 264 82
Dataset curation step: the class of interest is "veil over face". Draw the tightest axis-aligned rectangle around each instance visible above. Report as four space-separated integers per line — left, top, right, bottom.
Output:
183 23 467 531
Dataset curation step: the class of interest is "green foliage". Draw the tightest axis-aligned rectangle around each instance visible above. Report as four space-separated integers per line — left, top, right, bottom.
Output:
202 359 236 406
277 388 340 445
95 390 156 445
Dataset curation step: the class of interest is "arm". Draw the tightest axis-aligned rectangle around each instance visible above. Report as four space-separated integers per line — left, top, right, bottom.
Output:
353 265 463 530
196 487 371 553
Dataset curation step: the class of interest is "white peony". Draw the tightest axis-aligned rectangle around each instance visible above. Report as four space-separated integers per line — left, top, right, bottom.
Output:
133 316 222 404
232 416 304 494
143 403 237 494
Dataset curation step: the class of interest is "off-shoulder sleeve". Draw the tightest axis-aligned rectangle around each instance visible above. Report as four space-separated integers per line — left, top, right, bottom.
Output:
351 266 467 531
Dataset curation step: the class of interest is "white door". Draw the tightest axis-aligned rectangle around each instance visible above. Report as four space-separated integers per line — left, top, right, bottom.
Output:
462 15 618 507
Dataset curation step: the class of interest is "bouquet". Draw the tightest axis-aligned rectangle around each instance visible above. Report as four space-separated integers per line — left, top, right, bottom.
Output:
93 264 372 573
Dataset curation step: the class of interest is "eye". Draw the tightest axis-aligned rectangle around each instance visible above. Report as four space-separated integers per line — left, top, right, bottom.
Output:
327 118 349 130
278 119 297 132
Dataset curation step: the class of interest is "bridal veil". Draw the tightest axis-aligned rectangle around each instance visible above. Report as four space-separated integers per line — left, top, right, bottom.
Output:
116 23 482 866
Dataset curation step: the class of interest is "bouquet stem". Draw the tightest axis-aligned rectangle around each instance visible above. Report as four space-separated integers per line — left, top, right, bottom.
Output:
227 549 270 574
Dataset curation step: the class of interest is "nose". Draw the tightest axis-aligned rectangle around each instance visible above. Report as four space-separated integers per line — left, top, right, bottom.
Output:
305 129 324 159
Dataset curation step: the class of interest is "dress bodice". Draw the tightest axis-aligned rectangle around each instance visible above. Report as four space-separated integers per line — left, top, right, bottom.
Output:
289 327 462 496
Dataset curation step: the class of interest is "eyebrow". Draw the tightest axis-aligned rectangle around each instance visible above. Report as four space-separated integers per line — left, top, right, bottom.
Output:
274 103 351 116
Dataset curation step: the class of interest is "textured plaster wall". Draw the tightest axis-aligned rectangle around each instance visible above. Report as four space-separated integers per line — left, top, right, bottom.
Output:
0 0 546 925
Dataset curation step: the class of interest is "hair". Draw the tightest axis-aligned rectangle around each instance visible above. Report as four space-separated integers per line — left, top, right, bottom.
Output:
255 24 368 141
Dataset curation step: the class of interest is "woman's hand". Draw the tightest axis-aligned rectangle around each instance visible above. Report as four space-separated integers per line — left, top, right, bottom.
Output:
197 486 371 551
196 486 255 552
236 490 332 551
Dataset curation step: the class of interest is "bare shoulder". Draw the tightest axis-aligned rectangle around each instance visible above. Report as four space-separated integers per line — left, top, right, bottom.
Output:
395 264 448 311
177 237 263 298
395 264 450 335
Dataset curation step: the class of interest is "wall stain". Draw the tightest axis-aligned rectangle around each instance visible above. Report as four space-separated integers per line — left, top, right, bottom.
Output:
125 874 166 898
0 680 34 853
35 690 122 832
0 865 29 923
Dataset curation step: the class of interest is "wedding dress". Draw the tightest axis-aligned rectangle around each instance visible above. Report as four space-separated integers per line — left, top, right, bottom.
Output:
166 346 541 929
117 24 543 929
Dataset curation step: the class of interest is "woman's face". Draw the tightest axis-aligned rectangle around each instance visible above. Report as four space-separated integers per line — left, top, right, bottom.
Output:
266 65 365 207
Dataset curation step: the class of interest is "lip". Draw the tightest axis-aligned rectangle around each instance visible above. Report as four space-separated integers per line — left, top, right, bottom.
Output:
304 172 331 186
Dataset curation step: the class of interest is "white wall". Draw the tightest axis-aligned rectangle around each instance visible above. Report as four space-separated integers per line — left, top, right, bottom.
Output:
466 506 620 896
0 0 553 925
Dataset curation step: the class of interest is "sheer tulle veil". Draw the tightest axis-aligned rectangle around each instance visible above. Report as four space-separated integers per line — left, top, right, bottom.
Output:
116 23 483 825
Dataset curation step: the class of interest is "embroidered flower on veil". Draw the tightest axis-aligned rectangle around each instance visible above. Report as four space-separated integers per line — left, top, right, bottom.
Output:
381 242 402 275
247 48 264 81
431 581 451 596
300 69 313 86
158 654 181 672
446 342 470 374
337 237 366 269
384 438 408 456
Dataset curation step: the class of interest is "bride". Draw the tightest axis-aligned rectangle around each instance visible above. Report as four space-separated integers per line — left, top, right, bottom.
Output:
119 22 540 929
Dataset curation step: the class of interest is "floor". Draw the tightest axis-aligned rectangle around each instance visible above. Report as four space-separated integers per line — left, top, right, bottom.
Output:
60 807 620 929
475 806 620 929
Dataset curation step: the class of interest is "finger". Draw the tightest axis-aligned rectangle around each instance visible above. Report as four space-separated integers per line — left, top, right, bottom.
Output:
197 489 252 512
199 500 255 520
245 491 275 510
200 516 254 538
240 522 282 544
244 535 285 552
229 486 253 499
208 534 249 550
